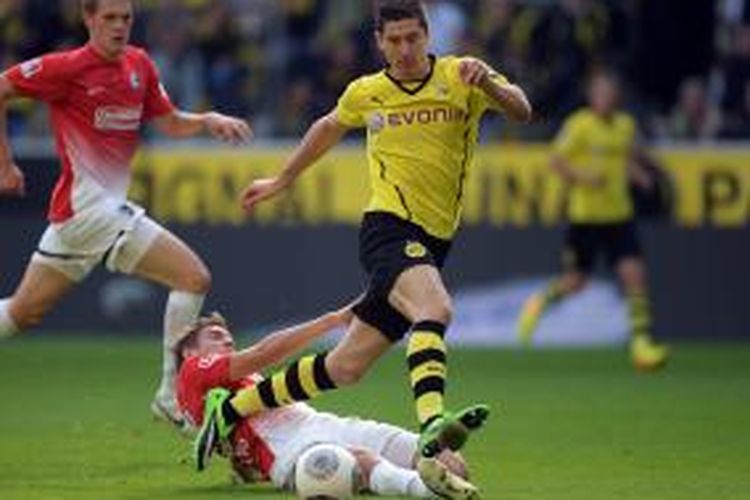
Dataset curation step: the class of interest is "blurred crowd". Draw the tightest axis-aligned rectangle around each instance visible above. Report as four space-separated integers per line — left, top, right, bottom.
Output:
1 0 750 141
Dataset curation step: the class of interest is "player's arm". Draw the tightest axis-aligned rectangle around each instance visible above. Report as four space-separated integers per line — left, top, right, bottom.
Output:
550 153 604 187
152 110 252 144
459 58 532 123
241 112 350 212
227 303 353 381
0 75 25 196
627 129 655 190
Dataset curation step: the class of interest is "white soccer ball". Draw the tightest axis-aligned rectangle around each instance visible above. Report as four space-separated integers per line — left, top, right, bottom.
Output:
294 444 359 499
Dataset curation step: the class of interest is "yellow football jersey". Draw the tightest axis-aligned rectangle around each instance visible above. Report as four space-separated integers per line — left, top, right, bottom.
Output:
553 109 637 223
335 56 508 240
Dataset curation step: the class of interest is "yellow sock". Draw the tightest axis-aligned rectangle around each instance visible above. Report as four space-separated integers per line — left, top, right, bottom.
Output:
230 352 336 416
407 321 448 427
627 292 652 338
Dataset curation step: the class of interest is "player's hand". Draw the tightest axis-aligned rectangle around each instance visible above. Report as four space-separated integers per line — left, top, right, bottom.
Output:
0 163 26 197
630 169 654 191
241 177 288 213
205 112 253 145
459 57 493 87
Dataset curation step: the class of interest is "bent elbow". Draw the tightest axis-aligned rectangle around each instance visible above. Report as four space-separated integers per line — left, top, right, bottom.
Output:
510 101 533 123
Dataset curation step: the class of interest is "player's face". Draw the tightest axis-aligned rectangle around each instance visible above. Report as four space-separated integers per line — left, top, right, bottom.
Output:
194 325 236 356
588 76 620 115
84 0 134 59
376 18 430 80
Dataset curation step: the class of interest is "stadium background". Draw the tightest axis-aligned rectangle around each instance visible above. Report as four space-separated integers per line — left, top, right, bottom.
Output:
1 2 749 500
2 0 749 342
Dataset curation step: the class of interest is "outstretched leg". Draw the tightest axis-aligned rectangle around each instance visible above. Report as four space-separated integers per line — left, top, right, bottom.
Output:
390 265 489 458
1 260 76 337
616 257 669 372
194 318 391 470
131 229 210 426
517 271 588 344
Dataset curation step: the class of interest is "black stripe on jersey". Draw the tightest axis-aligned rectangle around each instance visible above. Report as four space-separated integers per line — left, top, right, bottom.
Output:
384 55 436 96
455 101 474 207
377 156 413 220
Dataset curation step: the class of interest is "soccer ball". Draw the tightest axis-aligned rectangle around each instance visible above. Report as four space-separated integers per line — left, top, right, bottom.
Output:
294 444 359 499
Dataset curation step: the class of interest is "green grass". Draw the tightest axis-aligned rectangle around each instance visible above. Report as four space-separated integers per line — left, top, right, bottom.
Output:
0 338 748 499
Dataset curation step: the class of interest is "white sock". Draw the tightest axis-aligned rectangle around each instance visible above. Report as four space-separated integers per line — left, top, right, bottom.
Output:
157 291 205 398
369 460 432 498
0 299 19 339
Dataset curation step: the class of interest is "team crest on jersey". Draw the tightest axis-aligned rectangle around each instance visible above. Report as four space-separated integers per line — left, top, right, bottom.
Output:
129 71 141 90
198 354 221 369
20 58 43 78
405 241 427 259
367 112 386 133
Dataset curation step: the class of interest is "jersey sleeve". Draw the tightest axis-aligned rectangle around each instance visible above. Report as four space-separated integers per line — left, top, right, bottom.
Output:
472 68 511 113
141 51 175 122
447 57 512 115
3 53 73 102
334 79 367 128
553 113 586 160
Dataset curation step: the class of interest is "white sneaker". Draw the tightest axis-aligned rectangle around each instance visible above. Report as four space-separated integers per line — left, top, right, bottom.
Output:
417 457 480 499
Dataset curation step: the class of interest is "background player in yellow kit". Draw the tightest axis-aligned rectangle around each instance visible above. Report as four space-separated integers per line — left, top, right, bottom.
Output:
517 70 669 372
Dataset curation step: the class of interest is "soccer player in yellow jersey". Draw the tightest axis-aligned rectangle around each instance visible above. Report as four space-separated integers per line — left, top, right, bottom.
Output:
193 0 531 484
516 71 670 372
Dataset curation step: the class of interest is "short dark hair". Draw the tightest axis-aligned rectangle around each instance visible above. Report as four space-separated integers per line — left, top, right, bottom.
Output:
175 312 229 368
375 0 429 33
81 0 134 15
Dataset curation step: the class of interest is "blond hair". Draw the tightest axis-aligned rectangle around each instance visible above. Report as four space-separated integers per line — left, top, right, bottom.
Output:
175 312 230 367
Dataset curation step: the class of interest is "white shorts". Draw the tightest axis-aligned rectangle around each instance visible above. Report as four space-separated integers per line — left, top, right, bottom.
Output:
255 405 418 489
31 201 164 282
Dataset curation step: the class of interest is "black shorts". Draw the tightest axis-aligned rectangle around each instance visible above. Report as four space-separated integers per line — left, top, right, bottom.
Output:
352 211 452 342
562 221 642 274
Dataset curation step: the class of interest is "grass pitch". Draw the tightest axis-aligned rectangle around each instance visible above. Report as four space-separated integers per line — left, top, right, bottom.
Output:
0 338 748 499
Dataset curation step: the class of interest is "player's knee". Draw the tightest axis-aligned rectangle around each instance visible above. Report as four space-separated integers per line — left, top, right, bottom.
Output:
414 299 453 325
181 265 212 294
437 449 468 479
9 300 46 330
327 357 367 386
348 448 377 483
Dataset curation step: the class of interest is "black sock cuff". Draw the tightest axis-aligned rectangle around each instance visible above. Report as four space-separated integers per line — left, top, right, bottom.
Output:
412 321 447 337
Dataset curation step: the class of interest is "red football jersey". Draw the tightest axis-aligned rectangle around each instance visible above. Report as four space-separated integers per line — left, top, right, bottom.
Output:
177 354 275 478
3 44 175 222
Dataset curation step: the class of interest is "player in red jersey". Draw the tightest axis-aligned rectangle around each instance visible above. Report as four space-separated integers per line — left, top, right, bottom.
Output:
0 0 251 426
177 309 479 499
